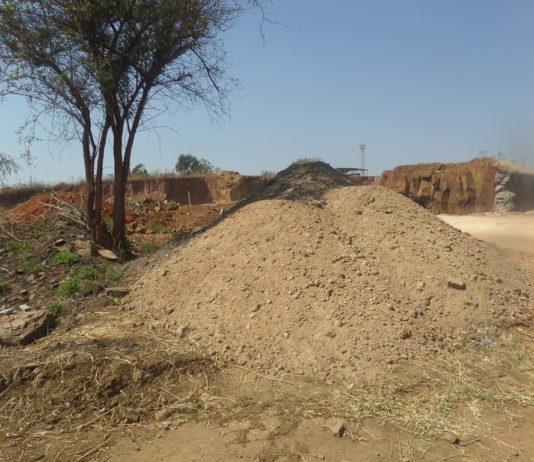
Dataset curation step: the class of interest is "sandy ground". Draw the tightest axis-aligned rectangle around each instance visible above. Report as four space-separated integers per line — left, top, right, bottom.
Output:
440 213 534 270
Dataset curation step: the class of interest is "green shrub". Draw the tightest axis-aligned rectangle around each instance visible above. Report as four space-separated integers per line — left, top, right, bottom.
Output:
57 278 81 297
49 250 80 266
151 224 172 234
47 302 67 317
104 266 124 285
23 261 45 273
290 157 322 166
71 265 99 280
80 280 103 296
140 242 159 253
53 222 66 231
0 280 10 294
5 241 28 252
19 251 35 262
104 219 113 233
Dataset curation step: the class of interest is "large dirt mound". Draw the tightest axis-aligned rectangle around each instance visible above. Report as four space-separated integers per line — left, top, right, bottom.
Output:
249 161 354 201
125 167 532 382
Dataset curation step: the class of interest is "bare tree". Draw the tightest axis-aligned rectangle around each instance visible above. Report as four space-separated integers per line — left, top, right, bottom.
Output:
0 0 264 254
0 152 18 183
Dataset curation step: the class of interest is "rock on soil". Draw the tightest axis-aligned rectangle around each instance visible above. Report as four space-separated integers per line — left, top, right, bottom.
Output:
124 163 533 382
0 308 51 346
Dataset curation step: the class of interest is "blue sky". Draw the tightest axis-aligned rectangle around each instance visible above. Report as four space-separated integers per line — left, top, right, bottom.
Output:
1 0 534 184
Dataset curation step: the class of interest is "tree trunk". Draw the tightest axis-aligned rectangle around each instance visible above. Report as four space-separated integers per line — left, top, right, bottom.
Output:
111 124 129 256
94 120 112 248
82 128 96 248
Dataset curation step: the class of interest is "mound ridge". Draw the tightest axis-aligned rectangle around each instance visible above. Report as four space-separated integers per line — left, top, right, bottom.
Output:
125 180 532 382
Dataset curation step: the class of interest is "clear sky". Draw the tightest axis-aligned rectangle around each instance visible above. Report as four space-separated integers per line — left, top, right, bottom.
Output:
1 0 534 185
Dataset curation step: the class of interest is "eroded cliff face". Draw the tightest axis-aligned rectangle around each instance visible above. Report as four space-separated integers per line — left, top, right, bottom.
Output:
377 159 497 214
377 158 534 214
102 172 267 205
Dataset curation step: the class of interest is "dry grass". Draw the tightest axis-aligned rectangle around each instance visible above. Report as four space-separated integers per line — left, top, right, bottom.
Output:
0 312 216 460
330 333 534 439
491 159 534 175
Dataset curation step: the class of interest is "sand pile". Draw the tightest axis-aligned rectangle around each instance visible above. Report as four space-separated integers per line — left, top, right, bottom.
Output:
125 163 533 382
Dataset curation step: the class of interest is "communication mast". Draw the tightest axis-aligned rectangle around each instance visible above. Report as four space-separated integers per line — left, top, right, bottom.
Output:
359 144 366 172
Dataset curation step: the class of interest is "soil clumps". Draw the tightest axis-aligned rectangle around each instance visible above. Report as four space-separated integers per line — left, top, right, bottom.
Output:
125 163 533 382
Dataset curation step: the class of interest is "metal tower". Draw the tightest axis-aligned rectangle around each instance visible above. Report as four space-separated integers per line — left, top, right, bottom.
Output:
359 144 366 172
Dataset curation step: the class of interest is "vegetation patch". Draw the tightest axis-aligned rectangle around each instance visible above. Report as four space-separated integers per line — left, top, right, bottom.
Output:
47 301 67 317
5 241 29 252
49 250 80 266
57 277 81 298
334 334 534 440
140 241 159 253
0 280 10 294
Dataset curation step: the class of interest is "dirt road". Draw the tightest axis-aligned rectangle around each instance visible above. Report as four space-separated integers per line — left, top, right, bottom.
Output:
440 213 534 270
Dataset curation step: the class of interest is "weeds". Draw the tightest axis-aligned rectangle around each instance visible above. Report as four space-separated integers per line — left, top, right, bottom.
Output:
70 265 99 280
47 302 67 317
0 280 10 294
335 334 534 440
18 251 34 262
22 261 44 273
140 241 159 253
56 278 81 298
151 224 172 234
5 241 28 252
56 264 124 298
49 250 79 266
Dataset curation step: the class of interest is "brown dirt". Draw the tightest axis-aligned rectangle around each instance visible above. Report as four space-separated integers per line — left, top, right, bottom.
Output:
7 192 130 223
125 181 533 382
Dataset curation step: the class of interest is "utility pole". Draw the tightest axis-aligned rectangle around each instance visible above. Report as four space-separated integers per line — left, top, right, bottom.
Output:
359 144 366 173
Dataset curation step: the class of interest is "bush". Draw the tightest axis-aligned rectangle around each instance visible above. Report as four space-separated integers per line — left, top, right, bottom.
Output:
47 302 67 317
151 224 172 234
80 280 103 296
104 266 123 286
57 278 81 298
0 280 10 294
5 241 28 252
18 251 35 262
49 250 79 266
23 261 44 273
290 157 322 166
71 265 99 280
140 242 159 253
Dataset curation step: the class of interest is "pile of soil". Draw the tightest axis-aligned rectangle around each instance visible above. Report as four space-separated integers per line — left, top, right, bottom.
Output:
9 192 119 223
130 204 231 235
124 163 533 382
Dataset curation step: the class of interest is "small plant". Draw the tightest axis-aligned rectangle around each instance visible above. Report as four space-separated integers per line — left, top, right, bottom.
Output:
151 224 172 234
71 265 99 280
104 219 113 234
57 277 81 298
18 251 35 262
140 241 159 253
5 241 28 252
49 250 80 266
47 302 67 317
0 280 10 294
23 261 45 273
104 266 124 285
290 157 322 166
53 222 66 231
